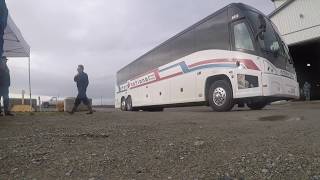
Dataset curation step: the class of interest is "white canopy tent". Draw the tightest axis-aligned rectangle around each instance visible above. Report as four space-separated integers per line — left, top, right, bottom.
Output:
2 15 31 109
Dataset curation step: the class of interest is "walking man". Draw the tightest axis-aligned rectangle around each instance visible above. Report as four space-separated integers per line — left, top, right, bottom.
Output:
303 81 311 101
70 65 93 114
0 56 13 116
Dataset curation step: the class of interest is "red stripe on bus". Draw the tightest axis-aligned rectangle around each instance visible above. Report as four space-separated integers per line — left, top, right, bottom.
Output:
128 58 260 90
154 70 161 80
189 58 260 71
160 72 183 81
237 59 260 71
188 59 230 68
130 72 183 90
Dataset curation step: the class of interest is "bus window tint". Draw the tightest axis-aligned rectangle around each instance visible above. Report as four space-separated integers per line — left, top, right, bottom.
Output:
246 12 279 53
259 23 280 53
233 22 254 51
247 11 287 69
271 22 293 62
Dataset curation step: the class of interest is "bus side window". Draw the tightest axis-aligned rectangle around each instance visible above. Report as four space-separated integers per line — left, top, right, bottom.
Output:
233 22 255 51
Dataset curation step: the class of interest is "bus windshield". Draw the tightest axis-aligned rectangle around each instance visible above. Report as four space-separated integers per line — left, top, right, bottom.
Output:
271 22 293 63
247 11 292 70
259 21 280 54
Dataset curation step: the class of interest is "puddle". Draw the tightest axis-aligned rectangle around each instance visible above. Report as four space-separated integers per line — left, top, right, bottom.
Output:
259 115 303 122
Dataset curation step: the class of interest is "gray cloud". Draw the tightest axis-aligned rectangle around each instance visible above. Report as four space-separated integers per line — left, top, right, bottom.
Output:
6 0 274 104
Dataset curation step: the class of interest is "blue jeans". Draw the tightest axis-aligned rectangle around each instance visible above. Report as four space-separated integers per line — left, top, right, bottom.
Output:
0 87 9 113
75 93 90 107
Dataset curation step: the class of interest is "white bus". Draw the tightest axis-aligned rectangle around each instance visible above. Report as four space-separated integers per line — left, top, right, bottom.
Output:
115 3 299 112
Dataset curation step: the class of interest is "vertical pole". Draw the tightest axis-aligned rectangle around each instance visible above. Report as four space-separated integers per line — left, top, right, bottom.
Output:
38 96 41 112
22 90 25 105
28 56 32 111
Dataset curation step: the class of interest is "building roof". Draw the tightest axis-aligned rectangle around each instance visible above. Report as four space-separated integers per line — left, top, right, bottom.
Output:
269 0 295 18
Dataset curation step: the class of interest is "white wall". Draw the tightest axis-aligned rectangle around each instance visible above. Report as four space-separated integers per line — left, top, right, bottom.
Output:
273 0 289 8
271 0 320 45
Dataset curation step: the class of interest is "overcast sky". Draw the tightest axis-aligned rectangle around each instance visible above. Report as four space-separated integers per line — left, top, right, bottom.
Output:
6 0 275 104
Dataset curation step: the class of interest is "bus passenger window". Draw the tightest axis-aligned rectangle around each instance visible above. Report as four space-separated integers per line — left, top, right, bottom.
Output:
233 22 254 51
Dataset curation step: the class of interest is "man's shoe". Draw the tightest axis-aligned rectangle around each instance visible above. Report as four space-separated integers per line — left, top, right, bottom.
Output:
68 106 77 115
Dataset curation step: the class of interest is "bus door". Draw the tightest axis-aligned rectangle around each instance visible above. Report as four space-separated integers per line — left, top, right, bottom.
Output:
230 20 263 98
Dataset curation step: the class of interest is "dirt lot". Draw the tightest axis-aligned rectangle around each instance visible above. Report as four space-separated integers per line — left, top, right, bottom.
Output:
1 102 320 180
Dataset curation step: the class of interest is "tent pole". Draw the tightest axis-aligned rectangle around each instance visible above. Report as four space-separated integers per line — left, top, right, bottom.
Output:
28 56 32 111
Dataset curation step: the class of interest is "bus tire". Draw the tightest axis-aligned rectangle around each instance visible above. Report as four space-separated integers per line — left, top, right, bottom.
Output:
126 96 133 111
247 101 268 110
120 97 127 111
208 80 234 112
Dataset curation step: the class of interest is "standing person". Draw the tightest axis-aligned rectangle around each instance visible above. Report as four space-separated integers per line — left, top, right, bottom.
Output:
69 65 93 114
0 57 2 116
0 56 13 116
0 0 8 57
0 0 8 116
303 81 311 101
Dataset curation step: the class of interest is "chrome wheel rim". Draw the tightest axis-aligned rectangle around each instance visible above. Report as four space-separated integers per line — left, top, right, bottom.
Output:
213 87 227 106
121 100 126 110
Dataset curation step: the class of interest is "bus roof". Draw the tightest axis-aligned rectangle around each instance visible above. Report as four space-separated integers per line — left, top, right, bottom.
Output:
117 3 265 74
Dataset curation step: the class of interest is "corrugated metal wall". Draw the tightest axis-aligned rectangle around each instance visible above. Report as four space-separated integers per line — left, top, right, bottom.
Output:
271 0 320 45
274 0 288 8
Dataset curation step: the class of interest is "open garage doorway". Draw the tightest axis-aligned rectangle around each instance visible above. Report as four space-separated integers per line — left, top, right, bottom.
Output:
290 40 320 100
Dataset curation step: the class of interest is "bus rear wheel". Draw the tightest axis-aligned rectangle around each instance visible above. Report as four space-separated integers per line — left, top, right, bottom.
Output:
126 96 133 111
120 97 127 111
208 80 234 112
247 101 268 110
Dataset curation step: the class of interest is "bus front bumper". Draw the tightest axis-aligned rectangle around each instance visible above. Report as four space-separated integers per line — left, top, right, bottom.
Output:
262 73 300 100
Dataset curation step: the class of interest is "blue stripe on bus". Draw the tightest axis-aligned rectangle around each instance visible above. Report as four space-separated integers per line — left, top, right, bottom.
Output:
159 61 237 74
117 61 238 93
159 63 181 72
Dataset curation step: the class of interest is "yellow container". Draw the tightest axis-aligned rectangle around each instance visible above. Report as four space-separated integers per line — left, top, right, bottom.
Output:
56 101 64 112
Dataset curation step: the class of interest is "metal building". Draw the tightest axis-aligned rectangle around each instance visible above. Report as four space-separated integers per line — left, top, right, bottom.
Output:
270 0 320 100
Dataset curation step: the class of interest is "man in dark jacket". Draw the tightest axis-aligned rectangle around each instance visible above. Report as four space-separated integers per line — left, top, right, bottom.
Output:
0 0 8 57
0 56 13 116
70 65 93 114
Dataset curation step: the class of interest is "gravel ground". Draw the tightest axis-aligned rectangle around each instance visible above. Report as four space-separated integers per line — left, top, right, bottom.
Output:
1 102 320 180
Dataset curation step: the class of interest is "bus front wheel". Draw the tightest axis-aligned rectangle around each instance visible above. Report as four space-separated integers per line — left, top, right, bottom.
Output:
208 80 234 112
120 97 127 111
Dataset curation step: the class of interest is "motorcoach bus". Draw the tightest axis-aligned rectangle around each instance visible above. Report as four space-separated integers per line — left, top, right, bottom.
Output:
115 3 299 112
